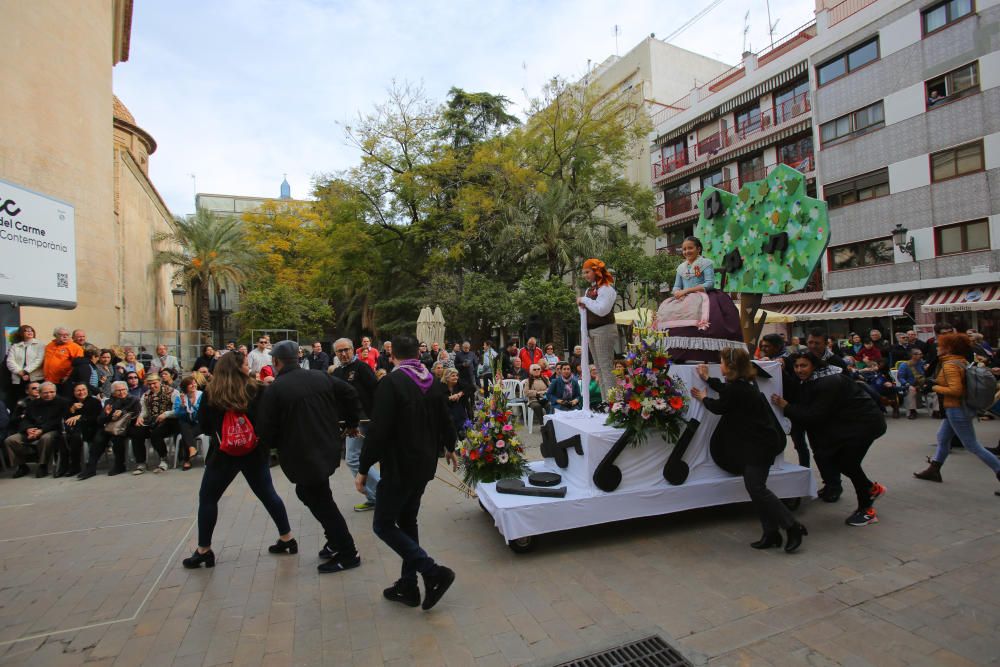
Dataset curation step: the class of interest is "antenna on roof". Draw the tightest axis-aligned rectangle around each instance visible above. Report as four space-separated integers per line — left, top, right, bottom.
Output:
742 11 751 54
614 24 621 56
766 0 777 50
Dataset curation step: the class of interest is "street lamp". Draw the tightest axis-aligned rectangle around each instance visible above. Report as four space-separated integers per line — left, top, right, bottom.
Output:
892 223 915 262
171 285 187 364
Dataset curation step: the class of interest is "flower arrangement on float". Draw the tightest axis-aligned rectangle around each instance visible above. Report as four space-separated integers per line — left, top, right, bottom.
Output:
605 326 690 445
458 382 530 486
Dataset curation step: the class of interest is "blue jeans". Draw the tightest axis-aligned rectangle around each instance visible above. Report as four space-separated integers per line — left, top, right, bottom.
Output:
935 407 1000 473
373 480 434 583
345 424 379 504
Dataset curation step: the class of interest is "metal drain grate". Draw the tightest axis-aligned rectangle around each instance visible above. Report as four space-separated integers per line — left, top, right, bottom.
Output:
554 634 692 667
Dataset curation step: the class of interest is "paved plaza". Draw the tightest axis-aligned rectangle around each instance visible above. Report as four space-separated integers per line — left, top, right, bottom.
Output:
0 417 998 667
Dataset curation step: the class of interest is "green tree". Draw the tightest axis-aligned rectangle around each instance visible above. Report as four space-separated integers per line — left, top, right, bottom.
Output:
603 238 682 310
512 275 578 354
153 208 255 331
235 282 333 341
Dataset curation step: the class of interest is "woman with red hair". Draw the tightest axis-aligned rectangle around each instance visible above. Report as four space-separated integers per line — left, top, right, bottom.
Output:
577 258 617 402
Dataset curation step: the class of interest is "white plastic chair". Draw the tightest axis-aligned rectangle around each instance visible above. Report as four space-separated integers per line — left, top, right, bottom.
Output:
172 433 210 468
502 379 527 427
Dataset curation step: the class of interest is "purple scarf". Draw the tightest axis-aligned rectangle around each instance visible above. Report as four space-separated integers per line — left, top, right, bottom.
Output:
395 358 434 394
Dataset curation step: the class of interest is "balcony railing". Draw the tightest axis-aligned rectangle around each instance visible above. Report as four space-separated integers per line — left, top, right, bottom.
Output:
652 92 811 183
655 157 814 225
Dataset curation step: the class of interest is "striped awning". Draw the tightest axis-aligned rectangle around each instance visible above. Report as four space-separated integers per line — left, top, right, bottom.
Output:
777 294 912 321
923 285 1000 312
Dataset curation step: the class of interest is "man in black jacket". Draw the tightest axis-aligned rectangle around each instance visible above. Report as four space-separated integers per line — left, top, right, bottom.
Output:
4 381 68 478
305 341 330 373
332 338 381 511
357 334 458 610
258 340 364 574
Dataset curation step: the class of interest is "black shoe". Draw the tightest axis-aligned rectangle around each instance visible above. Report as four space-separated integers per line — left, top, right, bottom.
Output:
317 551 361 574
108 467 125 476
318 543 337 560
77 468 96 480
12 465 29 479
817 486 842 503
750 532 783 549
182 549 215 569
268 538 298 554
383 579 420 607
53 466 69 478
421 565 455 610
35 465 48 478
784 524 807 553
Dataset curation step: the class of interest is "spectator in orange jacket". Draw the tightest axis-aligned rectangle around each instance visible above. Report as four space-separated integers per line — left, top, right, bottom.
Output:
43 327 83 385
519 337 544 371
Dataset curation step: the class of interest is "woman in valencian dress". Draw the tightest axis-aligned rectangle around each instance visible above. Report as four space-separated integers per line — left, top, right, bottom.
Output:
655 236 744 363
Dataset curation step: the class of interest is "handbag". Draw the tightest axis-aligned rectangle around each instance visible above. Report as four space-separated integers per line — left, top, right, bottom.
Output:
104 413 131 436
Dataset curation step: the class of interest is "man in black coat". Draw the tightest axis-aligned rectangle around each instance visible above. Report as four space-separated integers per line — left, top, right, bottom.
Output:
305 341 330 373
4 382 70 478
357 334 458 610
332 337 381 511
257 340 364 574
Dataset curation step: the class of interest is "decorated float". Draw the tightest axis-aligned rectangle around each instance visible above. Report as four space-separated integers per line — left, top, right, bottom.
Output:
472 165 830 552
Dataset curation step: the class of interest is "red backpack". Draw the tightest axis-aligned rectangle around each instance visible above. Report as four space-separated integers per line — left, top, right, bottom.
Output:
218 410 258 456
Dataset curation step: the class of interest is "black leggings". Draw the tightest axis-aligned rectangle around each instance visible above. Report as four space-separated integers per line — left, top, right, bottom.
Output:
197 451 291 548
815 440 875 511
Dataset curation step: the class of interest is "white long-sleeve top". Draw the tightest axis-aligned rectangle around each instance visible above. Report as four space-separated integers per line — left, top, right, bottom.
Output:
580 284 616 317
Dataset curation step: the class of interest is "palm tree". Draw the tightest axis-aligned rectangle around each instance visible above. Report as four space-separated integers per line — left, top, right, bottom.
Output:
153 208 254 332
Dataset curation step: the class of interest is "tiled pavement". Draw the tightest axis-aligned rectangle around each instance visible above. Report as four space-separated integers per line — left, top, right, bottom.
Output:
0 417 998 666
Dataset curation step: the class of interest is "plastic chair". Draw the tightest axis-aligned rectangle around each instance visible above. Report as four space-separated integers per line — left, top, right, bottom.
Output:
172 433 210 468
502 379 527 427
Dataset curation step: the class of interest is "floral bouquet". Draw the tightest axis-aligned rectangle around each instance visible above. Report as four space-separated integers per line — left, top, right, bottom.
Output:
605 327 689 445
458 382 531 486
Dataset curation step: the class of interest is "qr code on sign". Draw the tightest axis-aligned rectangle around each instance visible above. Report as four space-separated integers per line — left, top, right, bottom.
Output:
57 273 68 288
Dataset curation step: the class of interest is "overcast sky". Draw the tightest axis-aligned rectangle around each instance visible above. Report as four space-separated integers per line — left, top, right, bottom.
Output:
114 0 815 216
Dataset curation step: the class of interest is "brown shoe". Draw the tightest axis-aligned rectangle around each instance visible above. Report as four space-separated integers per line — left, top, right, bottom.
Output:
913 458 943 483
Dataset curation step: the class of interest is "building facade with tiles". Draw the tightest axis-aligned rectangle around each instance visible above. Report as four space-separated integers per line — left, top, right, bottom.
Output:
650 0 1000 345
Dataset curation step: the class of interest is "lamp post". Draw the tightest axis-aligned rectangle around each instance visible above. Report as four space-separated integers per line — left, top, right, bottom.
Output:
892 223 916 262
171 286 187 365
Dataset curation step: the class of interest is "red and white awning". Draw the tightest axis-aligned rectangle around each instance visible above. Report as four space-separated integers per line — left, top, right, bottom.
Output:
923 285 1000 313
777 294 911 321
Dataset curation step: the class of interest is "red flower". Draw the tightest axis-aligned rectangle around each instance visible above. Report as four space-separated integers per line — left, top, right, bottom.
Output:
628 398 641 411
470 450 479 461
668 396 683 410
653 356 667 368
485 453 495 463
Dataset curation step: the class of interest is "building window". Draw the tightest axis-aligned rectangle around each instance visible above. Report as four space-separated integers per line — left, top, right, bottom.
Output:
931 140 984 181
774 80 809 124
660 138 687 169
739 154 765 185
701 171 724 190
817 38 879 86
778 135 814 172
664 224 695 254
820 101 884 147
926 61 979 107
923 0 974 34
828 237 895 271
825 168 890 209
935 219 989 255
735 105 762 136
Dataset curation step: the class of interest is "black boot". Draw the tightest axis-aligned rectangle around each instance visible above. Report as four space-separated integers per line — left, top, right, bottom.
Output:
12 464 29 479
35 464 48 478
421 565 456 610
383 579 420 607
267 538 298 554
182 549 215 569
784 524 807 553
913 458 943 483
750 532 783 549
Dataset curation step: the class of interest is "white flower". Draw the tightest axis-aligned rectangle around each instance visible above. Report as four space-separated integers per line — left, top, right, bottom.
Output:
498 452 509 464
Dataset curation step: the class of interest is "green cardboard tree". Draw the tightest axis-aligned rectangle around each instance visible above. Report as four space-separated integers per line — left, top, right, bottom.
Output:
695 164 829 343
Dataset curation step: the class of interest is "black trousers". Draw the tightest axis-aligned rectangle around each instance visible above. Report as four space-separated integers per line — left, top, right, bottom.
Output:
65 429 91 472
814 440 875 511
177 421 202 461
295 479 356 554
792 426 841 491
85 430 128 472
373 480 434 583
128 420 177 464
743 463 796 534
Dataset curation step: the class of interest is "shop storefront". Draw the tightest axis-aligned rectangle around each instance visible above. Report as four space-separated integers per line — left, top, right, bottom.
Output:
922 285 1000 345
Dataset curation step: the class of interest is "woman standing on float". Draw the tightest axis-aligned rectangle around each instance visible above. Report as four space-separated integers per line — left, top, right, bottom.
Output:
577 259 617 403
655 236 744 363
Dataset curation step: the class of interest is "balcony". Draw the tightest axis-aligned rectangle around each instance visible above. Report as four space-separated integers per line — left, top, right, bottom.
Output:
655 158 814 228
651 91 811 185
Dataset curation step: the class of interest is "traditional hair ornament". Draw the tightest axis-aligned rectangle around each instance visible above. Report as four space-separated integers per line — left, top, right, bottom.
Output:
583 258 615 286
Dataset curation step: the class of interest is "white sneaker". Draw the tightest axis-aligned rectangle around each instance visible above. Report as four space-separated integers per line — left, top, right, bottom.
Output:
156 461 168 473
132 464 146 475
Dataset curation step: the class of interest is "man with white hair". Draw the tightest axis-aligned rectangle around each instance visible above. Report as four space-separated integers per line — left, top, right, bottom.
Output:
149 344 181 375
42 327 83 387
78 381 141 479
4 382 69 478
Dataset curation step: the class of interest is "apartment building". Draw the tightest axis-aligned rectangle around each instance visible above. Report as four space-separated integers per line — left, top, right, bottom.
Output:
650 0 1000 343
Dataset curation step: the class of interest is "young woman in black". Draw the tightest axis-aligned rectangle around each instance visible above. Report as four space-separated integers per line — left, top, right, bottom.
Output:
690 347 807 553
182 351 295 568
